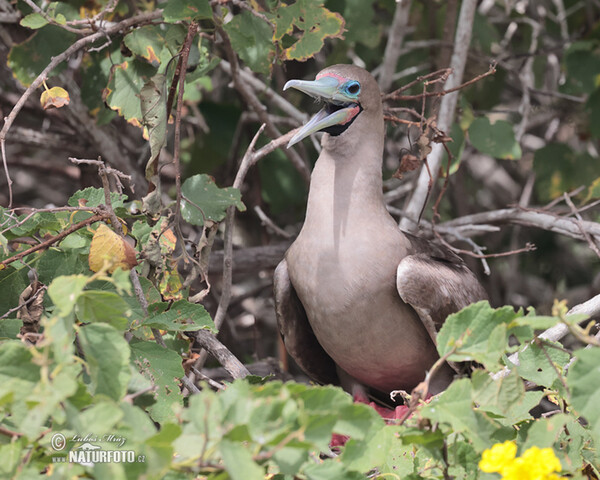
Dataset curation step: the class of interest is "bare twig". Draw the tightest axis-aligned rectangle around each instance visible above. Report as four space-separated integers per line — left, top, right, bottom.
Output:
563 193 600 258
254 206 292 239
0 10 162 203
398 0 478 231
217 26 310 183
123 385 158 403
219 62 305 122
0 285 46 320
0 10 162 144
193 124 267 371
213 124 266 331
194 330 250 379
173 22 200 223
1 138 12 208
180 375 201 394
439 207 600 243
191 366 226 390
492 293 600 380
21 0 86 34
378 0 413 92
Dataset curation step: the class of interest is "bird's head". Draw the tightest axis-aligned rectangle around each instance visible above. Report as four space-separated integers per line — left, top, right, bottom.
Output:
284 64 382 148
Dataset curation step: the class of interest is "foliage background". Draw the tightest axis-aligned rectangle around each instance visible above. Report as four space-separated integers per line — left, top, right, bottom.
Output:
0 0 599 478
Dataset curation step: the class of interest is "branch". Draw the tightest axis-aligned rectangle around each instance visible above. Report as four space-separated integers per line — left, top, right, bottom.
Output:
173 22 200 222
219 61 305 122
399 0 478 231
194 330 250 379
492 293 600 380
0 10 162 143
0 10 162 202
439 207 600 243
216 26 310 183
378 0 413 93
0 213 108 267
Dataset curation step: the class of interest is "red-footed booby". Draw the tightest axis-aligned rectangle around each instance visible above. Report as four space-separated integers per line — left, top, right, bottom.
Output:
274 64 487 399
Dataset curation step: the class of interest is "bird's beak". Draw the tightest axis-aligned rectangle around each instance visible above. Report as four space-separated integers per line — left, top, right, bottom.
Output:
284 76 360 148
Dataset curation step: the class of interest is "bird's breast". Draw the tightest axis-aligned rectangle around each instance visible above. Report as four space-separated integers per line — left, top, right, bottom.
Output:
286 230 440 392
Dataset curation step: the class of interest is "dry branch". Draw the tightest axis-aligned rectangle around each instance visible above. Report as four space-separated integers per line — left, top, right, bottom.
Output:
399 0 478 231
195 330 250 380
0 212 108 267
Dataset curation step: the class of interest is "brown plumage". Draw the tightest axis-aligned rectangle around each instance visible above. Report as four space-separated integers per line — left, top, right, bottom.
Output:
274 64 487 399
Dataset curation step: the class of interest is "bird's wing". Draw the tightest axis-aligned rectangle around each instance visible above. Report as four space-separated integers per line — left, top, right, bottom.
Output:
396 232 488 345
274 259 339 386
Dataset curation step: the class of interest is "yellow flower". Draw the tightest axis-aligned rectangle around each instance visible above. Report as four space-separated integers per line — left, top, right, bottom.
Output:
479 441 517 473
520 446 562 480
502 457 531 480
479 443 564 480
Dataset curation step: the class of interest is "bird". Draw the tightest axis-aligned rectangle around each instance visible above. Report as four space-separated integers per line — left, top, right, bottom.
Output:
273 64 487 402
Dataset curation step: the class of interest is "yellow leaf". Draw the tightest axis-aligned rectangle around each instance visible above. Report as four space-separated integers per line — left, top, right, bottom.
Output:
40 86 70 110
158 266 184 301
89 224 138 273
159 228 177 253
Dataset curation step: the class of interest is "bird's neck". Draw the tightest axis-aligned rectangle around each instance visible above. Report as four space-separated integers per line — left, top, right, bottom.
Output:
303 130 388 235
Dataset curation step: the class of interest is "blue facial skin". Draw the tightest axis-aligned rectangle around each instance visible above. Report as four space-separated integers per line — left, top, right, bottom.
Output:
341 80 361 99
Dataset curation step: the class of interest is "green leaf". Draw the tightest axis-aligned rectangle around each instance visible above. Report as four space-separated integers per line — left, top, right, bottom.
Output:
48 274 89 316
124 25 186 67
441 122 466 176
567 348 600 444
181 174 245 226
585 88 600 139
272 446 309 475
258 150 307 214
68 187 127 209
533 142 600 201
0 440 24 479
0 341 40 384
224 10 275 75
141 73 168 184
141 300 215 332
522 413 569 450
468 117 522 160
470 369 537 424
71 401 124 437
268 0 345 61
584 175 600 201
121 276 162 327
341 426 396 472
1 211 62 239
337 0 381 48
105 59 157 124
0 266 29 317
163 0 212 22
76 291 130 329
20 13 49 29
514 340 570 387
334 403 384 440
420 378 508 450
299 385 352 413
7 26 76 86
436 301 518 371
220 439 265 480
303 460 363 480
19 363 79 439
130 340 184 422
0 318 21 339
79 323 131 401
563 41 600 95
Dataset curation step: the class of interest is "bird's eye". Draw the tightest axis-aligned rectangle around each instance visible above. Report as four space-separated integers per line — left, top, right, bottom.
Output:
344 81 361 96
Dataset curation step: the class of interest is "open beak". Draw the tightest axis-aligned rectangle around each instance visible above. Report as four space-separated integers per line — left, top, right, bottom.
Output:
284 76 360 148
